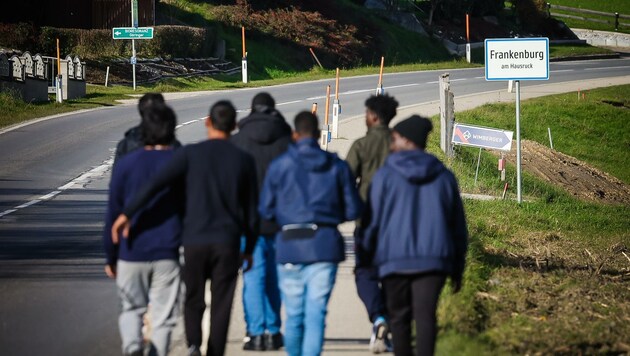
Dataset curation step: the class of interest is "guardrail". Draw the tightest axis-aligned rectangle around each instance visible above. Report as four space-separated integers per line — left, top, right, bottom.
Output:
546 3 630 31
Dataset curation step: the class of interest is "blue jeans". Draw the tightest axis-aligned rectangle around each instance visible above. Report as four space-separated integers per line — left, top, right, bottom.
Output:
241 236 281 336
278 262 338 356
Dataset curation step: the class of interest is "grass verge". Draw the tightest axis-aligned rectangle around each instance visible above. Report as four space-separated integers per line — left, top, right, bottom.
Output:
426 85 630 354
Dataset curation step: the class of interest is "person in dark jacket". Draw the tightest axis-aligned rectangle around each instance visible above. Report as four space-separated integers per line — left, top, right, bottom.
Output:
114 93 181 163
259 111 362 356
361 115 468 356
231 92 291 351
111 100 259 356
103 103 182 356
345 94 398 353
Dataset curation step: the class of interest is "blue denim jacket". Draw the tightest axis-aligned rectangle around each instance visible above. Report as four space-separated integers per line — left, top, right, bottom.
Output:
259 138 362 264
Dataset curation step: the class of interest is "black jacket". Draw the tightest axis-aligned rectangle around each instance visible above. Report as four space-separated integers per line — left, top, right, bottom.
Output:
122 139 259 254
231 109 292 236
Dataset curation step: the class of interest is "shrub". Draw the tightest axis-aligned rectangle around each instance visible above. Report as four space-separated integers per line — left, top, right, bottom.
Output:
0 23 216 59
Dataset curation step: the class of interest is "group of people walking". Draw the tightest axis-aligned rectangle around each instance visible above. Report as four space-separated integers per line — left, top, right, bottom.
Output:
103 91 468 356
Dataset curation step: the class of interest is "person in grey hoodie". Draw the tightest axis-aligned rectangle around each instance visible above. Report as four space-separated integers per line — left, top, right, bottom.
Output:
361 115 468 356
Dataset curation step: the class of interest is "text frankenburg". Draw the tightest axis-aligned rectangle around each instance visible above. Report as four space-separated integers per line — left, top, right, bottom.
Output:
489 49 545 60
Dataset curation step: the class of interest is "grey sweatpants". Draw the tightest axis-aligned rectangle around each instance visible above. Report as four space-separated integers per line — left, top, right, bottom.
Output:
116 260 181 356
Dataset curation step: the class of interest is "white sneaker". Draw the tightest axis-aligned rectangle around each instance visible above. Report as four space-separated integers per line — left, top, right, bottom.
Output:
369 317 390 353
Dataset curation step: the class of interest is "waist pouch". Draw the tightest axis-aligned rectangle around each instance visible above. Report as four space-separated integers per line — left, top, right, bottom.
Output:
281 223 319 240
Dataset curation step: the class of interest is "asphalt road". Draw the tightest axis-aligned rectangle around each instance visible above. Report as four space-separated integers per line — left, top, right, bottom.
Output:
0 58 628 355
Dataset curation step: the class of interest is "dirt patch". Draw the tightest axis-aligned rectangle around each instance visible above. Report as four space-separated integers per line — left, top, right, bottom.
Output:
504 140 630 205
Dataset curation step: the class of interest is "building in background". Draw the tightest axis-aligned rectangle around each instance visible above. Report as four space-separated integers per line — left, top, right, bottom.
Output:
2 0 155 29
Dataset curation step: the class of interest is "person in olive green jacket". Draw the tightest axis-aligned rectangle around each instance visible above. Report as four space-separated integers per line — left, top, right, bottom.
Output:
345 93 398 353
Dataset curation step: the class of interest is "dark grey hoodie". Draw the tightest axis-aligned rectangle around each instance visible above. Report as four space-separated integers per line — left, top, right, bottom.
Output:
231 109 292 236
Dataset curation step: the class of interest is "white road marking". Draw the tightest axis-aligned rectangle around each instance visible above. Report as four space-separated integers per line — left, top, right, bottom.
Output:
584 66 629 71
553 69 574 73
276 100 303 106
1 119 201 220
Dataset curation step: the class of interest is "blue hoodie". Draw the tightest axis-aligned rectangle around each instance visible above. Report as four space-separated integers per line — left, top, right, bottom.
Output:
259 138 362 264
361 150 468 280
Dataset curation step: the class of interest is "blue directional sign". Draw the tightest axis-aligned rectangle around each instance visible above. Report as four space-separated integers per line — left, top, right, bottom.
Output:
452 123 514 151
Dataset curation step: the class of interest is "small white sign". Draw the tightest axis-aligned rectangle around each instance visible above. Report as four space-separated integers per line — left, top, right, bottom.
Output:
485 38 549 81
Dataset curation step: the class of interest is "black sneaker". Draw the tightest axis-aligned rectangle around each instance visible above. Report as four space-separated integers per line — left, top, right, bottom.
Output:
265 332 284 351
243 334 266 351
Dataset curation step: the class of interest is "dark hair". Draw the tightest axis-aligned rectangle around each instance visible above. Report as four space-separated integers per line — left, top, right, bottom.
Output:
251 92 275 113
141 103 176 146
365 94 399 126
138 93 165 117
209 100 237 133
294 111 319 138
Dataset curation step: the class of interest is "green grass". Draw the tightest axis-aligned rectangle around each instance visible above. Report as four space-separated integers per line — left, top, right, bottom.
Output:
546 0 630 14
450 85 630 184
471 44 614 64
0 60 479 129
0 86 133 129
425 84 630 354
547 0 630 34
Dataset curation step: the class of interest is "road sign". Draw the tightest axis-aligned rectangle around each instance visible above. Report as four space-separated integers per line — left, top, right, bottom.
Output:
485 38 549 81
130 56 137 65
452 123 514 151
112 27 154 40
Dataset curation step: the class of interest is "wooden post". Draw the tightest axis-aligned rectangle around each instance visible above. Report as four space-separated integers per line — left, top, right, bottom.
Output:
466 13 470 43
242 26 246 58
335 68 340 100
309 48 323 69
324 85 331 126
311 103 318 114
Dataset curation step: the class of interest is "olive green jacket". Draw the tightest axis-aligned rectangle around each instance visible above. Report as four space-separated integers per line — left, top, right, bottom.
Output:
345 125 391 204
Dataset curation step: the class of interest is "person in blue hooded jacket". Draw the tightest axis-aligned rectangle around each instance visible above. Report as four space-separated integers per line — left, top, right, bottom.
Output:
259 111 362 356
361 115 468 356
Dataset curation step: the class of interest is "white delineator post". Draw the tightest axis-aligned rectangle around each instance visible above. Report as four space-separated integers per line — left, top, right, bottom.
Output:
465 14 471 63
56 38 63 103
332 68 340 139
320 85 331 150
376 56 384 95
242 27 248 84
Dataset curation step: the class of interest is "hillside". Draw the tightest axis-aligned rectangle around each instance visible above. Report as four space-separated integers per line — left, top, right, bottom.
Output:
155 0 455 79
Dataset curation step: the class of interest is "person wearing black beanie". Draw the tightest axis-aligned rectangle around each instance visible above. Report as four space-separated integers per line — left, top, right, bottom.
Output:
360 114 468 356
392 114 433 150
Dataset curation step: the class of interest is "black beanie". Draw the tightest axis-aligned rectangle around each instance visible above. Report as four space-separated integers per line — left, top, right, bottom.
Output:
393 115 433 149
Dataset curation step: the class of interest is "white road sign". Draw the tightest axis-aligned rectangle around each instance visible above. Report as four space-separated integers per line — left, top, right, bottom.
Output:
485 38 549 81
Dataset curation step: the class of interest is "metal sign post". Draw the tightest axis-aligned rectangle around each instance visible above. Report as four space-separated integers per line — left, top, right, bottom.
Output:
131 0 137 90
485 37 549 203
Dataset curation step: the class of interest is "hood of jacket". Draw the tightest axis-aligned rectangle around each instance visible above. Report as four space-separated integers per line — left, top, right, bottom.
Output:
288 138 332 172
386 150 446 184
237 110 291 144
